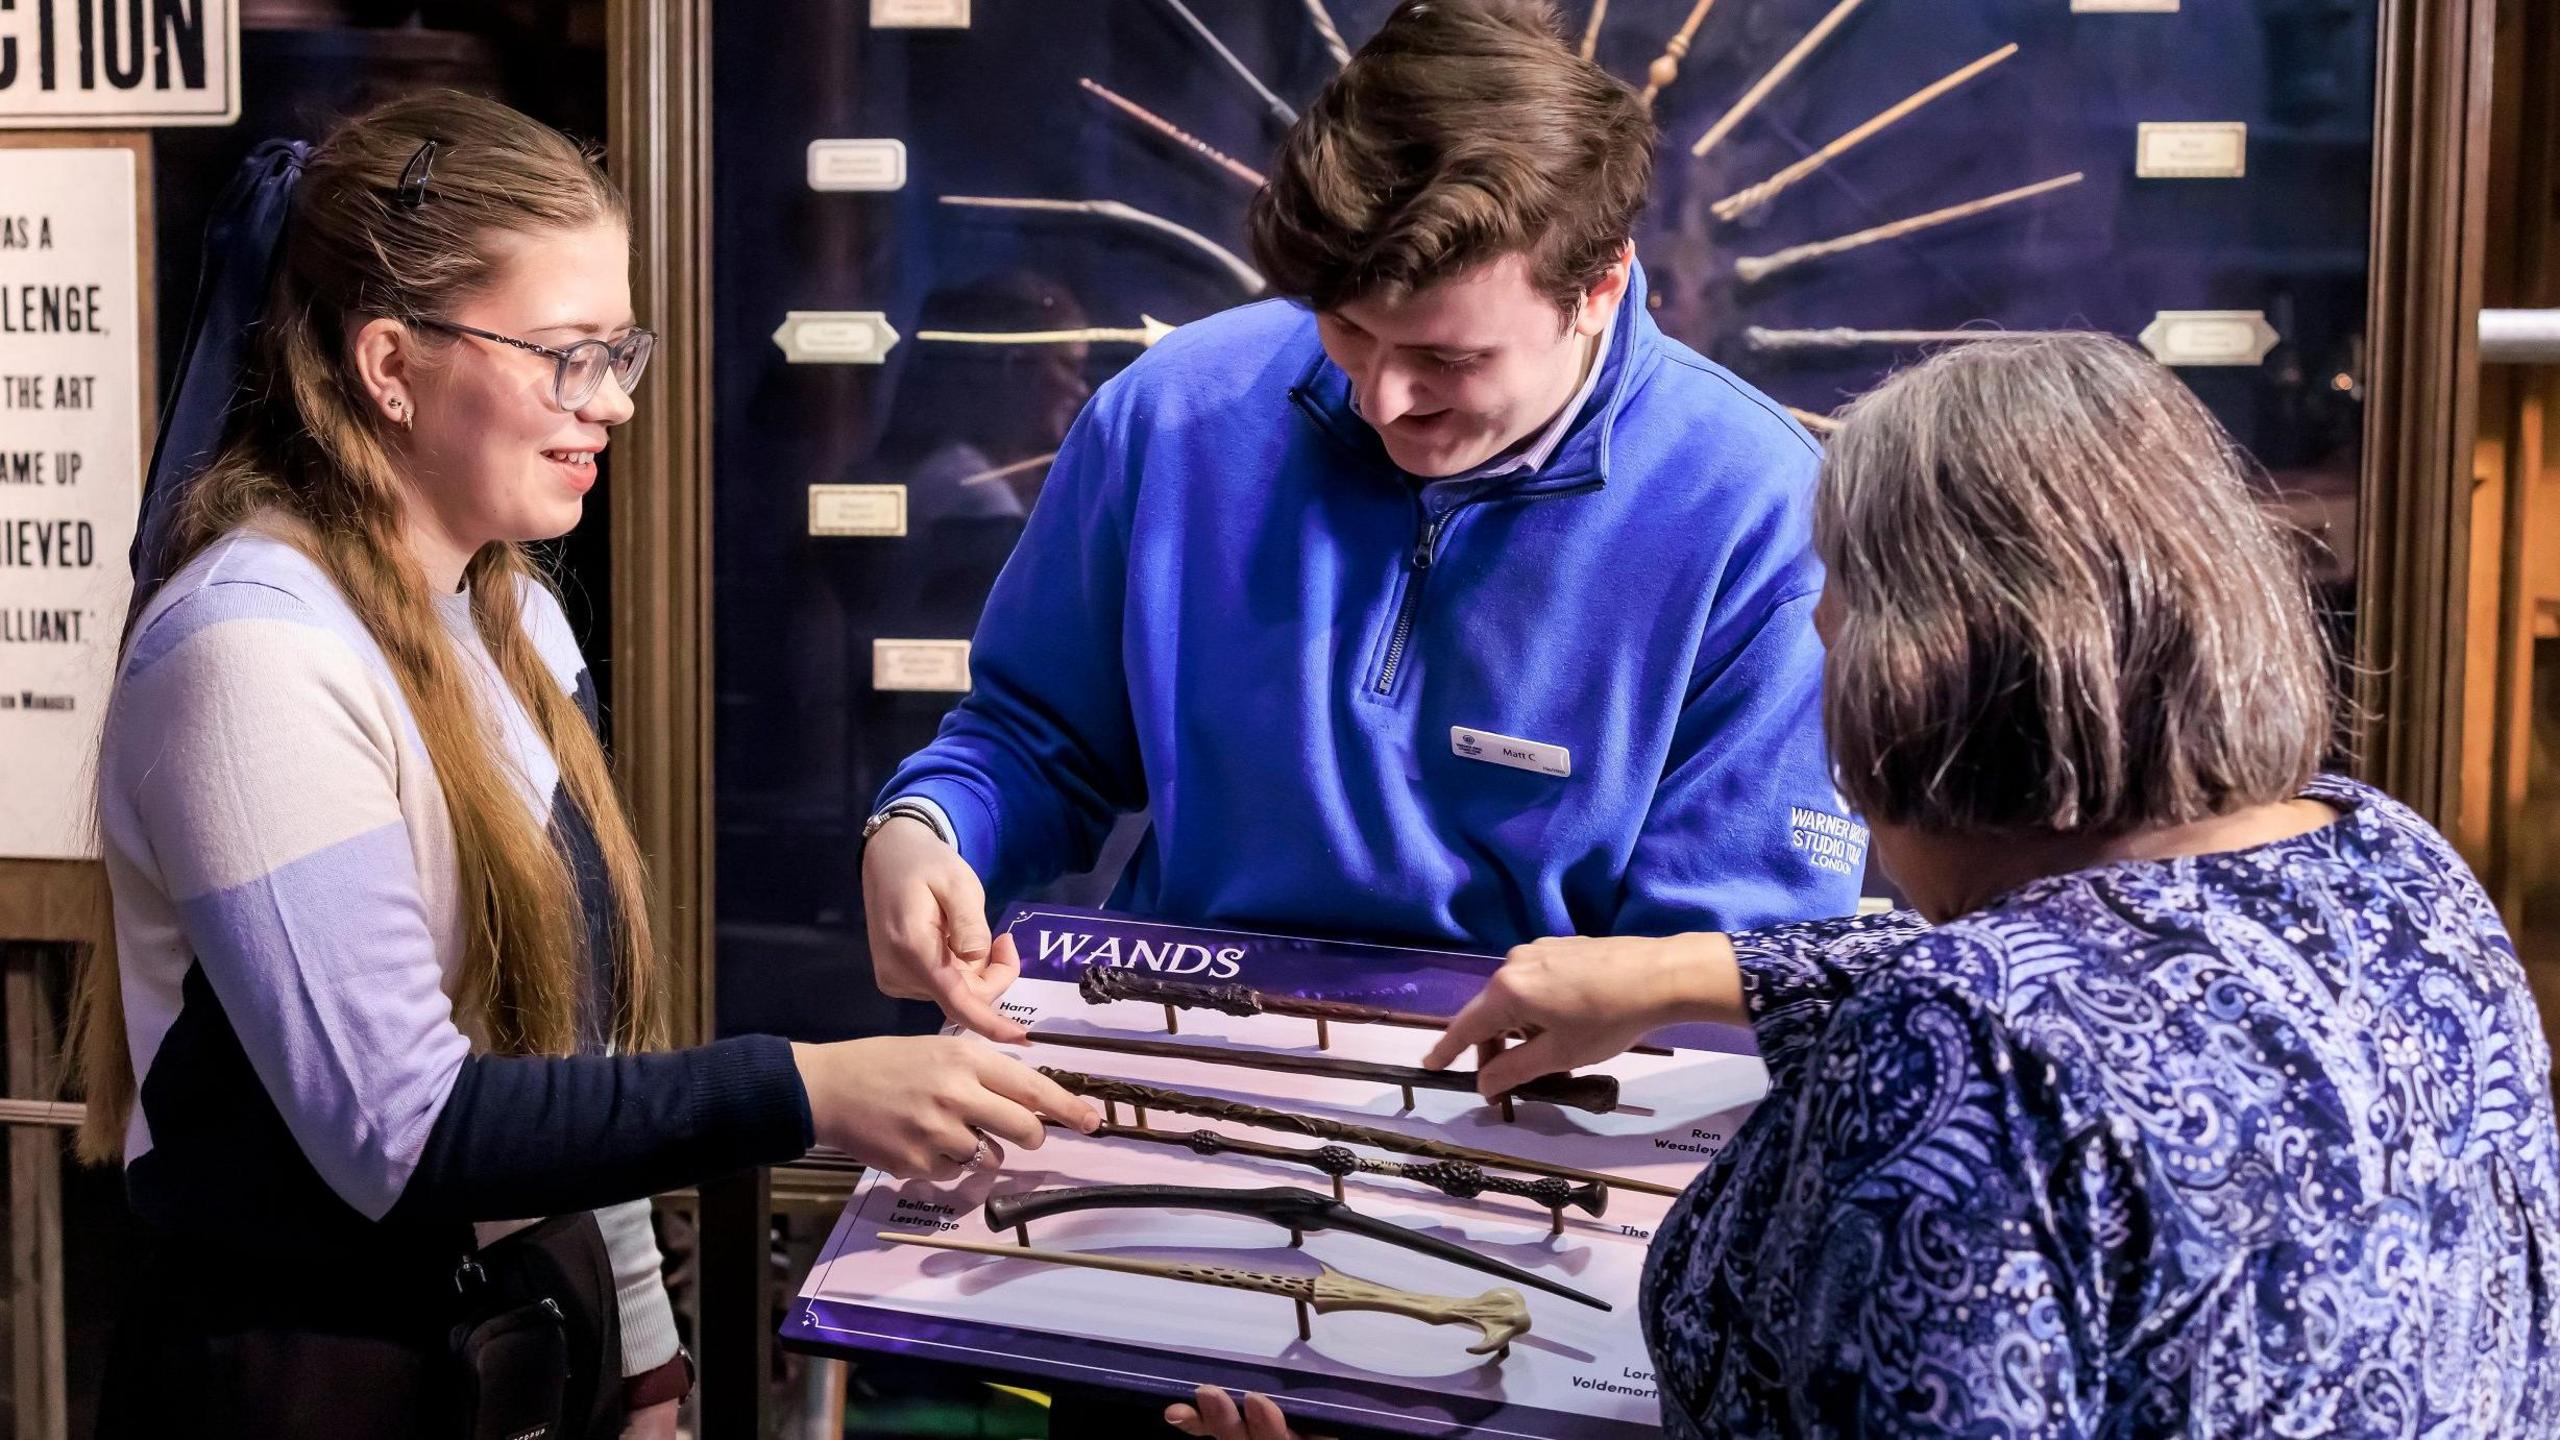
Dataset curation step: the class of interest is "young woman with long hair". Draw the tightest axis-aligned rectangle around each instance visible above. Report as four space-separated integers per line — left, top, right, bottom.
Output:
75 91 1093 1438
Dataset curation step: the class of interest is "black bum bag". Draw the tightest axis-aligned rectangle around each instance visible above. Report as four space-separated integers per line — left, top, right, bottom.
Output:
100 1210 625 1440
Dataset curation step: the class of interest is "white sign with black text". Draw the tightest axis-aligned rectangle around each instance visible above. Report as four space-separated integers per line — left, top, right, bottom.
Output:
0 148 140 859
0 0 239 128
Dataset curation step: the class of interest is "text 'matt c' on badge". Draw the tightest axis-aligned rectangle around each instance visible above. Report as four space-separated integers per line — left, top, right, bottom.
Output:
1450 726 1571 779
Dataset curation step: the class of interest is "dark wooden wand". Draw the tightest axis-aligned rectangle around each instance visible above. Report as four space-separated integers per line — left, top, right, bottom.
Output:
1030 1029 1620 1115
1077 967 1672 1056
1039 1068 1684 1199
1058 1118 1609 1217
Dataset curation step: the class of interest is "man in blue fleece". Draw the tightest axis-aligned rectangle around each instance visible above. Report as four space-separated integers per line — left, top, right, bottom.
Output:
863 0 1863 1044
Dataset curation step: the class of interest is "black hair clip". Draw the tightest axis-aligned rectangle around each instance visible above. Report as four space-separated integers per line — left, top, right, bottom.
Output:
391 138 442 209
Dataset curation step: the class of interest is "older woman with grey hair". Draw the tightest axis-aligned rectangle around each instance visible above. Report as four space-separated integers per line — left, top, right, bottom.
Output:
1404 335 2558 1439
1172 334 2560 1440
1172 330 2560 1434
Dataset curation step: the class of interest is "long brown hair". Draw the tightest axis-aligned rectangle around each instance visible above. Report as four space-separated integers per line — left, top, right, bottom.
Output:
70 91 665 1164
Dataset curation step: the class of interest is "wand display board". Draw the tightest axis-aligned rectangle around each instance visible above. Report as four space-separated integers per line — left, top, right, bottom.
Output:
788 905 1768 1437
0 143 142 861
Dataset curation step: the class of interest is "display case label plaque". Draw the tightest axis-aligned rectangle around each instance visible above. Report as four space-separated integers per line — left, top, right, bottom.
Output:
773 311 900 364
2140 311 2279 367
875 639 971 693
871 0 970 26
809 484 908 537
2137 122 2247 178
2072 0 2178 11
808 140 908 192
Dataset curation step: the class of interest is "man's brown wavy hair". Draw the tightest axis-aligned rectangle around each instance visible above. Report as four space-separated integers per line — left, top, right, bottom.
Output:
1248 0 1655 315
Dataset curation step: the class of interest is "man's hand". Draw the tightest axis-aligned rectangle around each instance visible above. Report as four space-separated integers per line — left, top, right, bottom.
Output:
1422 933 1743 1099
862 814 1028 1042
1167 1386 1322 1440
791 1036 1100 1179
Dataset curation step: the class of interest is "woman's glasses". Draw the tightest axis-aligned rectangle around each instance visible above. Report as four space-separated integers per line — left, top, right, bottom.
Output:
419 319 656 411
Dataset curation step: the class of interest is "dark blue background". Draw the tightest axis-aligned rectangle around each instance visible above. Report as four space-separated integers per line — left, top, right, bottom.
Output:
709 0 2379 1042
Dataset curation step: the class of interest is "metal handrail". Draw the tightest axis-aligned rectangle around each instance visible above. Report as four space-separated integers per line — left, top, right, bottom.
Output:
2482 309 2560 363
0 1100 83 1129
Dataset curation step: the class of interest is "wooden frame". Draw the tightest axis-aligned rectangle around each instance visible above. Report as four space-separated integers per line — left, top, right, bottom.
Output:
607 0 717 1048
606 1 758 1432
2355 0 2501 826
2473 0 2559 909
5 945 69 1440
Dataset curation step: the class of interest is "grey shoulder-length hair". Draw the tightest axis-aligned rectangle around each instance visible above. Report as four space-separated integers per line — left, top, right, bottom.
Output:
1817 333 2333 835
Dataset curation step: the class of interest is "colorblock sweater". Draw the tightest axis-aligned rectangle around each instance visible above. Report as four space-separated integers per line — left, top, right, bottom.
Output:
99 521 812 1371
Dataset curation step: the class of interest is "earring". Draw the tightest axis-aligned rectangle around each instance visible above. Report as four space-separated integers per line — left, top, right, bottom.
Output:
388 396 412 429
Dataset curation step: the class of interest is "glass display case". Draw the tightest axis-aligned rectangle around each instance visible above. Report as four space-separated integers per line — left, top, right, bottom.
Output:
703 0 2386 1044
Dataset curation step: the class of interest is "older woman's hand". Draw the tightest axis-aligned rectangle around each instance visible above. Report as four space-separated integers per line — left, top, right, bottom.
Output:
1423 933 1742 1099
1166 1386 1321 1440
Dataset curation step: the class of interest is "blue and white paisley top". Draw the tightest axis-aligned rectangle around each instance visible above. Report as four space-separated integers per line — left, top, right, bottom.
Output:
1643 776 2560 1438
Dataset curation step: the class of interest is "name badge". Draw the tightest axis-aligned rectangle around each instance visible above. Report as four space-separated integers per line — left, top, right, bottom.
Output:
1451 726 1571 778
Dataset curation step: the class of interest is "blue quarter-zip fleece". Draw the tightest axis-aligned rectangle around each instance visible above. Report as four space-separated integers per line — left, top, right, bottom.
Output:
884 263 1863 949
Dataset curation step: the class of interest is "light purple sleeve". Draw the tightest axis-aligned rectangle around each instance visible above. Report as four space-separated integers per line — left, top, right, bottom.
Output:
117 583 473 1222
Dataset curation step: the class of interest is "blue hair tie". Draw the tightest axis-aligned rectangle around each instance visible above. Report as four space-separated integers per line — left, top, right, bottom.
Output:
131 138 308 603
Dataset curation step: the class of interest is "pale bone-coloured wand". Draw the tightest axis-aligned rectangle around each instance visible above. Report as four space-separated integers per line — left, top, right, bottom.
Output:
1637 0 1719 107
1578 0 1608 62
1690 0 1872 162
918 316 1177 349
880 1231 1532 1356
1785 406 1842 436
1747 326 2076 353
1734 171 2085 283
1081 78 1267 190
1712 42 2020 221
1151 0 1299 127
940 195 1267 296
1302 0 1353 69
